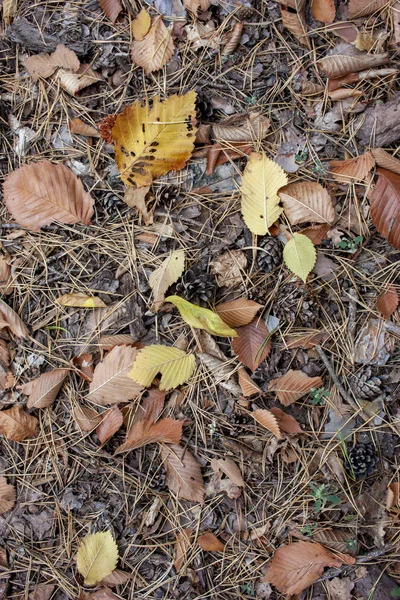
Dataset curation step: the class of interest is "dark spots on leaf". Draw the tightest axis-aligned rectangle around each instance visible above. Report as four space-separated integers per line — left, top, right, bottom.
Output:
130 151 136 157
142 123 145 133
149 148 157 153
156 117 160 122
127 176 136 185
151 141 159 147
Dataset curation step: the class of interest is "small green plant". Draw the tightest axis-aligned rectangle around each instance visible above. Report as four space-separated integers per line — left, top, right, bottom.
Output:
310 387 330 406
311 161 328 177
295 148 308 164
310 482 342 512
241 582 255 595
336 235 363 252
245 95 257 106
391 587 400 597
300 523 317 536
346 538 358 553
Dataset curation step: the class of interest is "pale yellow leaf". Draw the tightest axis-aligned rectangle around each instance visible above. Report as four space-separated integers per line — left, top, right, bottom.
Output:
241 152 288 235
57 293 107 308
150 251 185 312
132 8 151 40
76 531 119 586
279 181 334 225
166 295 237 337
131 16 174 73
283 234 316 282
129 345 195 391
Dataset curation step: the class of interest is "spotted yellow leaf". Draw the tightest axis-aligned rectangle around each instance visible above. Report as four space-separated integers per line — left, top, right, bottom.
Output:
283 234 316 283
56 293 106 308
76 531 118 586
241 152 288 235
129 345 195 391
150 250 185 312
166 295 237 337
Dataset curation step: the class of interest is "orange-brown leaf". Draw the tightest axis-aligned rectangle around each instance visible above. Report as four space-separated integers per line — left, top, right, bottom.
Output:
281 7 310 49
73 405 102 431
369 168 400 250
99 0 122 23
252 409 281 439
372 148 400 176
69 118 100 138
88 345 143 405
0 476 16 514
101 569 132 586
174 529 193 571
232 319 271 372
269 370 323 406
300 224 331 245
330 151 375 183
96 406 124 444
21 368 68 409
131 16 174 74
279 181 334 225
0 298 28 338
270 407 302 435
3 161 94 231
73 353 94 382
115 417 182 454
312 0 335 22
24 44 80 79
215 298 263 328
238 368 262 397
161 443 204 504
198 532 225 552
0 405 38 441
348 0 387 18
377 287 399 319
97 335 138 350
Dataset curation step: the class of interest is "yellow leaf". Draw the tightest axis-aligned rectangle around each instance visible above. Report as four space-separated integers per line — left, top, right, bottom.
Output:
131 8 151 41
241 152 288 235
56 293 107 308
129 345 196 391
165 295 237 337
149 251 185 312
112 91 197 187
76 531 119 586
283 234 316 282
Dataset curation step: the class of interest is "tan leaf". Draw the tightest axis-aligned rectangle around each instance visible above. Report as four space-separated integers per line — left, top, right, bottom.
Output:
73 405 102 431
161 443 205 504
3 0 17 24
238 368 262 397
270 407 302 435
386 482 399 510
123 187 153 225
312 0 335 22
348 0 387 18
268 369 323 406
318 43 389 78
73 353 94 382
69 118 100 137
232 319 272 372
56 292 107 308
28 584 56 600
369 168 400 249
210 250 247 287
96 406 124 444
372 148 400 176
0 298 28 338
198 532 225 552
101 569 132 586
279 181 334 225
3 161 94 231
183 0 211 12
377 286 399 319
131 16 174 74
174 529 193 571
115 416 182 454
300 224 331 245
215 298 263 328
329 151 375 183
0 254 12 294
0 339 10 390
252 409 281 439
24 44 80 80
264 541 351 595
131 8 151 40
0 405 38 441
210 457 245 486
99 0 123 23
150 251 185 312
0 546 7 567
0 476 16 514
212 113 270 142
79 588 119 600
313 528 358 556
88 345 143 405
281 7 310 49
55 64 103 95
97 335 137 350
21 368 68 409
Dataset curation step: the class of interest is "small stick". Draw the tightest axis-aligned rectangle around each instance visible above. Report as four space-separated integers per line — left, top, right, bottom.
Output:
346 287 357 357
315 544 394 583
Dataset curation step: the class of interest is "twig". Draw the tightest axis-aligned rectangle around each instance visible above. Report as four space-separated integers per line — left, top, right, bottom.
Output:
346 287 357 356
315 544 394 583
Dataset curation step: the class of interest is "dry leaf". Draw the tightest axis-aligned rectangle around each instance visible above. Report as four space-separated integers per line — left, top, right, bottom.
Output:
0 298 29 338
0 405 38 441
0 476 16 514
97 335 137 350
252 409 281 439
88 345 143 405
57 293 107 308
369 168 400 249
114 415 182 453
183 0 211 12
210 457 245 486
150 251 185 312
377 287 399 319
174 529 193 571
99 0 122 23
131 16 174 73
73 405 102 431
326 577 354 600
69 118 100 137
353 317 394 365
123 186 153 225
28 584 56 600
24 44 80 80
313 528 358 556
232 319 271 372
0 254 12 295
312 0 335 22
131 8 151 40
270 407 302 434
215 298 263 328
3 161 94 231
210 249 247 287
101 569 132 586
348 0 387 18
21 368 68 409
96 406 124 444
279 181 334 225
76 531 119 586
212 113 270 142
161 443 204 504
198 353 242 397
300 224 331 245
372 148 400 176
386 482 399 510
166 295 237 337
73 354 94 382
318 43 389 78
55 65 103 95
129 345 196 391
281 6 310 49
79 588 119 600
238 368 262 397
329 152 375 183
112 92 197 187
198 532 225 552
0 340 10 391
269 370 323 406
3 0 17 24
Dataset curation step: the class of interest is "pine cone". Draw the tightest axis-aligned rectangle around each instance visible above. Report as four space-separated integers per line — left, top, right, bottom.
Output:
350 367 382 400
258 236 283 273
274 284 319 327
156 185 180 208
224 411 251 438
176 267 215 305
346 442 378 479
196 90 214 122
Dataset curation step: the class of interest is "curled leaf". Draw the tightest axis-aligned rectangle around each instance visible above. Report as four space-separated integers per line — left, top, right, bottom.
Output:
76 531 119 586
166 295 237 337
129 345 196 391
318 43 389 78
283 234 316 282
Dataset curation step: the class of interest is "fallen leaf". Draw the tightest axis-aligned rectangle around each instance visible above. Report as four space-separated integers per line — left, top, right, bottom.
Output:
114 415 182 454
174 529 193 571
198 532 225 552
210 249 247 287
252 409 281 438
21 368 68 409
279 181 334 225
0 298 29 338
353 318 393 365
55 65 103 96
57 293 107 308
329 152 375 183
300 224 331 245
131 16 174 73
69 118 100 137
3 160 94 231
232 319 272 372
3 0 17 24
313 253 339 281
73 354 94 382
270 407 302 434
215 298 263 328
198 353 242 396
79 588 119 600
369 168 400 249
161 443 204 504
318 42 389 78
166 295 237 337
206 473 242 499
238 368 262 397
377 287 399 319
73 405 102 431
325 577 354 600
386 482 399 510
268 370 323 406
99 0 122 23
212 113 271 142
313 528 358 556
281 4 310 49
97 335 137 350
112 92 197 187
24 44 80 80
283 234 316 283
183 0 210 12
131 8 151 40
0 476 16 514
210 457 245 486
96 406 124 444
101 569 132 586
312 0 335 22
0 254 12 295
129 345 196 391
123 186 153 225
76 531 119 586
28 584 56 600
150 251 185 312
283 330 330 349
0 405 38 441
348 0 387 18
372 148 400 176
0 340 10 390
88 345 143 405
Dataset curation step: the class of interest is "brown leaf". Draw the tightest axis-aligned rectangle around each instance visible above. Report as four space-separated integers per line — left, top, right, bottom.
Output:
3 160 94 231
55 64 103 96
312 0 335 22
372 148 400 176
73 353 94 382
0 546 7 567
348 0 387 18
252 409 281 439
96 406 124 444
313 528 358 556
279 181 334 225
283 330 330 349
0 298 29 338
174 528 193 571
79 589 119 600
210 250 247 287
198 532 225 552
97 335 137 350
0 476 16 514
183 0 211 12
238 368 262 397
369 168 400 249
115 415 182 454
127 389 166 428
0 254 12 295
101 569 132 586
123 187 153 226
210 457 245 486
212 113 270 142
24 44 79 79
232 319 272 372
69 118 100 137
131 16 174 74
215 298 263 328
270 407 302 435
0 340 10 390
0 405 38 441
386 482 399 510
161 443 204 504
21 368 68 409
99 0 123 23
264 541 351 595
329 152 375 183
268 370 323 406
281 7 310 49
28 584 56 600
377 286 399 319
73 405 102 431
87 345 143 405
318 43 389 78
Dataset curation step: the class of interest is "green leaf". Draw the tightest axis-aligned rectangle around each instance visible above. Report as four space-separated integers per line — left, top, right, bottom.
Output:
392 588 400 598
165 295 237 337
283 233 316 282
129 345 196 391
327 494 341 505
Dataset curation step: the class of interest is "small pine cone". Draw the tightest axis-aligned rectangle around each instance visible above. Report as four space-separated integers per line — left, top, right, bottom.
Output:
224 411 250 437
274 284 318 327
176 267 215 305
196 90 214 123
156 185 180 208
346 442 378 479
257 236 283 273
351 367 382 400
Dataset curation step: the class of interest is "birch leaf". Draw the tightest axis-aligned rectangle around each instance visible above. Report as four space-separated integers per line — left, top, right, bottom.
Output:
21 369 69 409
0 405 38 441
88 345 143 405
166 295 237 337
129 345 196 391
283 234 316 282
161 443 204 503
252 409 281 439
76 531 119 586
150 251 185 312
56 293 107 308
279 181 334 225
215 298 263 328
131 16 174 74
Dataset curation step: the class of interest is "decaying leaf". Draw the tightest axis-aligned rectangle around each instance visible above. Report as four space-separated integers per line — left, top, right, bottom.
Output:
210 457 245 487
88 345 143 405
24 44 80 80
232 319 272 372
112 92 197 187
96 406 124 444
150 251 185 311
313 528 358 556
329 152 375 183
318 42 389 78
174 529 193 572
114 411 182 454
183 0 211 13
55 65 103 96
252 409 281 439
131 8 151 40
76 531 119 586
166 295 237 337
3 161 94 231
73 405 102 431
198 532 225 552
131 16 174 73
279 181 334 225
372 148 400 176
0 405 38 441
99 0 122 23
0 476 16 514
129 345 196 391
0 298 29 338
269 369 323 406
212 113 270 142
353 317 394 365
241 152 288 235
369 168 400 249
21 368 68 409
348 0 387 18
123 186 153 225
270 407 302 434
56 293 107 308
28 584 56 600
161 443 205 504
238 368 262 397
215 298 263 328
386 482 399 510
283 234 316 282
312 0 335 22
377 286 399 319
70 118 100 137
210 250 247 287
